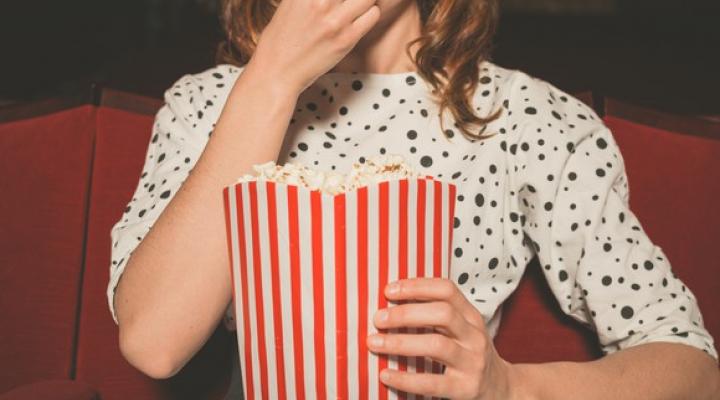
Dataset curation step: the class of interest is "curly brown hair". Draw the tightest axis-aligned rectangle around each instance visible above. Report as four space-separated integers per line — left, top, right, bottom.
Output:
215 0 502 141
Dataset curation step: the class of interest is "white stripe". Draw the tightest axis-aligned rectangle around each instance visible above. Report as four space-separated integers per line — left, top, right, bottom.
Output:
242 182 262 396
423 179 434 377
228 187 248 399
322 193 337 398
256 182 278 394
367 183 379 397
406 179 418 382
388 180 400 400
275 184 296 397
442 182 450 281
345 191 359 400
297 186 316 398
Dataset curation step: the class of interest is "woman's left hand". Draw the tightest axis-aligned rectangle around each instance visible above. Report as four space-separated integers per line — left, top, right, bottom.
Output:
367 277 521 400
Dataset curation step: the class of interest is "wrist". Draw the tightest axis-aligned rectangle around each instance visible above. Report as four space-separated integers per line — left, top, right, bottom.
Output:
241 57 304 97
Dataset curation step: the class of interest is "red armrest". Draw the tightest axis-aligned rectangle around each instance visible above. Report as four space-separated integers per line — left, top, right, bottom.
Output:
0 379 99 400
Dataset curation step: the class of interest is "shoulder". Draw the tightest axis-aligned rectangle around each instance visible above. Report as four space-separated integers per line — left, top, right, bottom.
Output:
160 63 247 131
480 61 607 150
481 61 599 125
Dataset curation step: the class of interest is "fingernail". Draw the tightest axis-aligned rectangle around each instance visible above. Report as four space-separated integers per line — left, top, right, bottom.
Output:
376 309 388 322
368 334 384 347
386 282 400 294
380 369 391 382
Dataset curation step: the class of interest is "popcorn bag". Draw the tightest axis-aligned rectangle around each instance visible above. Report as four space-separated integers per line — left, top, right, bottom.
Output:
222 157 457 400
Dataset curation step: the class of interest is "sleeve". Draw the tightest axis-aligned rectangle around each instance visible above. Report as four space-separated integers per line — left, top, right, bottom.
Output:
504 73 719 363
106 68 237 330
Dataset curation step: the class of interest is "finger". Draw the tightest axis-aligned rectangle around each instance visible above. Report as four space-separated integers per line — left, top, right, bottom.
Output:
379 368 458 399
374 301 470 339
385 277 487 330
344 1 380 41
366 332 470 369
335 0 377 25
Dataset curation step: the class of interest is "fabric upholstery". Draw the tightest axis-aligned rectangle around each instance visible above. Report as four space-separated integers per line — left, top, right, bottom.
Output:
0 106 95 393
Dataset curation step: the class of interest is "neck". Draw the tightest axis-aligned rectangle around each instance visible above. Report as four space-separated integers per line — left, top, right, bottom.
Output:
329 1 422 74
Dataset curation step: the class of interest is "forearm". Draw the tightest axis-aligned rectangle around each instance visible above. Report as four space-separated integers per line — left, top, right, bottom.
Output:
511 342 720 400
117 59 300 377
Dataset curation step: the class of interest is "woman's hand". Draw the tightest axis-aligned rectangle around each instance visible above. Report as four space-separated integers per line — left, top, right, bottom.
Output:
250 0 382 93
366 277 521 400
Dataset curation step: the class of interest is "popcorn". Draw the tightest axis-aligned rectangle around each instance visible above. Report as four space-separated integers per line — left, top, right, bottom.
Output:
235 154 421 194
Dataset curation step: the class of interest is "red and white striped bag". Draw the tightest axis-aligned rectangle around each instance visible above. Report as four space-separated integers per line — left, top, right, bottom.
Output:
222 176 457 400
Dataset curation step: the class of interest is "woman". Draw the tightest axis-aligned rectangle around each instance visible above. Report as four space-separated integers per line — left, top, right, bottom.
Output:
108 0 720 398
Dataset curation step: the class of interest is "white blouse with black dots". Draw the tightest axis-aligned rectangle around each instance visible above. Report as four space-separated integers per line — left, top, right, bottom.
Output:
107 60 718 363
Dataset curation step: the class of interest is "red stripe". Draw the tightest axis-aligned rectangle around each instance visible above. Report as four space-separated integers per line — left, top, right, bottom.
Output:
234 185 254 399
334 194 348 399
310 191 327 399
248 182 269 399
398 179 409 400
287 186 305 399
378 182 390 400
266 182 287 398
357 187 369 399
222 188 236 309
415 179 426 374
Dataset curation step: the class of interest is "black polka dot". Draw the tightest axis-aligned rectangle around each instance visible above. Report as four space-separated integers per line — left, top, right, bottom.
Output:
558 270 568 282
525 107 537 115
621 306 634 319
475 194 485 207
351 80 363 91
458 272 469 285
420 155 433 167
488 258 499 270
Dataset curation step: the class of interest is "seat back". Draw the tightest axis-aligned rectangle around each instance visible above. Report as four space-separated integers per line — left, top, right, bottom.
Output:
0 101 95 392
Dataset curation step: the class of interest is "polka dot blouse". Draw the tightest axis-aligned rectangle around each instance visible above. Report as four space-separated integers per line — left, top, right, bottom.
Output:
107 61 718 362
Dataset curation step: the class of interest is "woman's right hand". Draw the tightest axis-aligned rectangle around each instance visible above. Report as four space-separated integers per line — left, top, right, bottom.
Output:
248 0 382 93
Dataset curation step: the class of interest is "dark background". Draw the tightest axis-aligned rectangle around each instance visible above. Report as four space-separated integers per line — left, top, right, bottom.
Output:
1 0 718 116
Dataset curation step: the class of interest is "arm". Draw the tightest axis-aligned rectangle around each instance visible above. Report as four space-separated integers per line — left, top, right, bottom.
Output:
113 0 383 378
505 74 720 398
512 341 720 400
115 59 301 379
